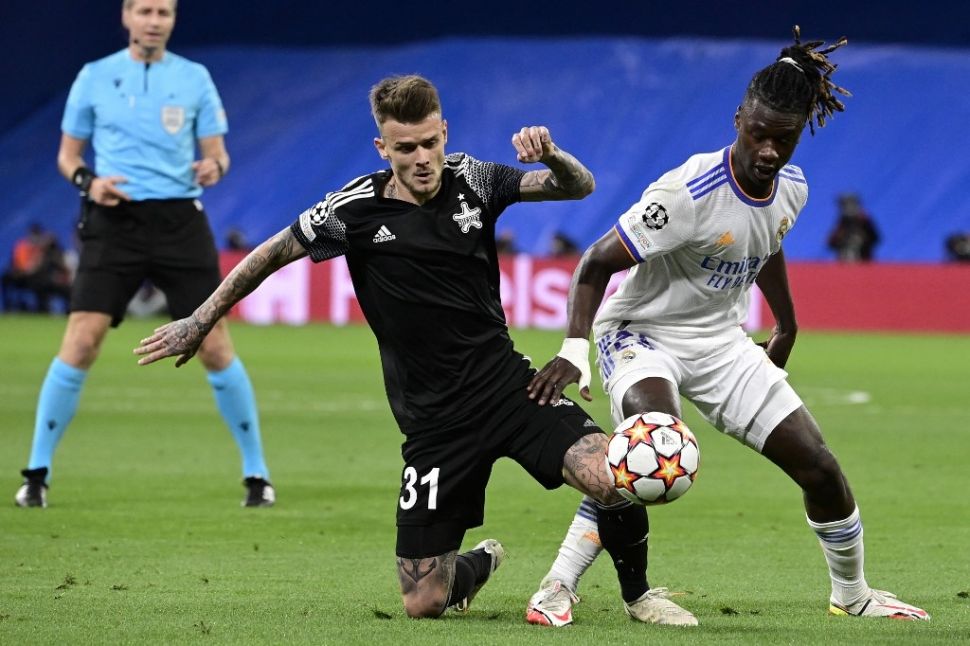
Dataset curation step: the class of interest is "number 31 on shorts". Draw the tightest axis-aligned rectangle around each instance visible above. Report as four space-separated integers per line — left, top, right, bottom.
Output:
399 466 439 510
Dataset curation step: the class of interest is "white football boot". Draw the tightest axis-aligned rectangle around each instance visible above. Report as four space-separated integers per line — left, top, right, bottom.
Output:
624 587 698 626
829 589 929 621
526 578 580 627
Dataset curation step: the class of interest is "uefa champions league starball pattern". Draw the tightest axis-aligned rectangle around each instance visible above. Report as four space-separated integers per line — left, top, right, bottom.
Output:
606 412 699 505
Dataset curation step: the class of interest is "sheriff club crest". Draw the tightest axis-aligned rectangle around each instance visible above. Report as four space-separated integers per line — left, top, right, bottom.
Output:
452 194 482 234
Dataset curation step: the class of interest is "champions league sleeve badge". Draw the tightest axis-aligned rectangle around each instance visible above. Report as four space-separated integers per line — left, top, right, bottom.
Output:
641 203 669 230
309 202 328 226
298 201 328 241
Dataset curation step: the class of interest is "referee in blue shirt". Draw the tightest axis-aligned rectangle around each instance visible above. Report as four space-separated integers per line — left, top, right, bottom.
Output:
15 0 274 508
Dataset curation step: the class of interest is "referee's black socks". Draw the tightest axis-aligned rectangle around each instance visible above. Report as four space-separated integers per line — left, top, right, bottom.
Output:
596 500 650 603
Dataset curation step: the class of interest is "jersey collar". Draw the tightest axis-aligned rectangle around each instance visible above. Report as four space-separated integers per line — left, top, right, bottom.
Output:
724 145 778 207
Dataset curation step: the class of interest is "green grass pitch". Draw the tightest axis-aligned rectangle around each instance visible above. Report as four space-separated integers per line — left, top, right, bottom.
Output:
1 315 968 644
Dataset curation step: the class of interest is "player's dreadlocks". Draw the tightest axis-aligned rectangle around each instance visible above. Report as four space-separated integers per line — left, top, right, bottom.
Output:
744 25 851 135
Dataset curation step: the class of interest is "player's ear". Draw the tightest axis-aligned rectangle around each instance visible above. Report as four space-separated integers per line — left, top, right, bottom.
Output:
442 119 448 145
733 106 742 132
374 137 388 161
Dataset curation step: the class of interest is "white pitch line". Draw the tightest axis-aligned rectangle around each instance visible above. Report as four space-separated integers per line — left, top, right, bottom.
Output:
797 387 872 407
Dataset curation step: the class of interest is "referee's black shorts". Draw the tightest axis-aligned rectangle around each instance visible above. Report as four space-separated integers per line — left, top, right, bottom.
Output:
71 199 221 327
395 387 605 559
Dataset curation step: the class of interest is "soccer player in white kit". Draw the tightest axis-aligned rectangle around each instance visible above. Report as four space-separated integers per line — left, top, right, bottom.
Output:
524 28 929 627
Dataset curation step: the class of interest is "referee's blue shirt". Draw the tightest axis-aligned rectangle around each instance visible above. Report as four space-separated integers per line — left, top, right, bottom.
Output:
61 49 228 201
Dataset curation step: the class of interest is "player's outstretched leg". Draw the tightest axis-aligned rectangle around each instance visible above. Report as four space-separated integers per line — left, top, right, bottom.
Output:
559 434 696 626
598 501 697 627
763 407 929 621
449 539 506 612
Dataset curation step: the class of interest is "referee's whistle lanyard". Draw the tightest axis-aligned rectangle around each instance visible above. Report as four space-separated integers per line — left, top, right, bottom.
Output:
82 61 156 225
77 197 93 232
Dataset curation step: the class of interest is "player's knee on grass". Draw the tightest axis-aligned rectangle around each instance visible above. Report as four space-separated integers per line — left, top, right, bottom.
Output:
401 586 449 618
397 554 452 619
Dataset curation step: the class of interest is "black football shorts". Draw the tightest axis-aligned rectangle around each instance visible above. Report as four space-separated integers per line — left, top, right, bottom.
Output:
71 199 221 327
395 387 605 558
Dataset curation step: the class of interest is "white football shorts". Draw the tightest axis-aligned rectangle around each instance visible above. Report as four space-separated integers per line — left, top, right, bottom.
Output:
596 327 803 452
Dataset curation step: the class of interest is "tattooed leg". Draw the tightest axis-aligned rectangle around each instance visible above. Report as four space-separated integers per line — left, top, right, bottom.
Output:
397 551 457 618
562 432 623 505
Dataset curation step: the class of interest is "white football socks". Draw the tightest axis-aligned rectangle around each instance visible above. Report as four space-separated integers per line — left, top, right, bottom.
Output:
807 505 869 606
542 496 605 592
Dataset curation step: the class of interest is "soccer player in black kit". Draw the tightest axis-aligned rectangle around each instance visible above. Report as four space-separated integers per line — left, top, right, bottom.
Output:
135 75 685 623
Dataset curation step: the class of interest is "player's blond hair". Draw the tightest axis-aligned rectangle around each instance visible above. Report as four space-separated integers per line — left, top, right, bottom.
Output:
369 75 441 128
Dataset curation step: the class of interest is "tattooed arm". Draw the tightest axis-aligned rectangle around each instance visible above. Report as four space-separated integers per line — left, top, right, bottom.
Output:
512 126 595 202
134 227 307 367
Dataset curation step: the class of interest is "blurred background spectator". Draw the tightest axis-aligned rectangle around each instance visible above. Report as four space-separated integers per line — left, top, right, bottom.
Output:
1 223 72 313
945 232 970 262
549 232 581 257
827 193 880 262
2 2 969 266
496 230 518 255
225 227 253 252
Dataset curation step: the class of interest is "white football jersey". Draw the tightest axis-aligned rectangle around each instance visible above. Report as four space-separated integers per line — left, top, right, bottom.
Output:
594 146 808 345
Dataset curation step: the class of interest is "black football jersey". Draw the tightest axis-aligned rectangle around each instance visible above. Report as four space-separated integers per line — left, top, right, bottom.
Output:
290 153 531 434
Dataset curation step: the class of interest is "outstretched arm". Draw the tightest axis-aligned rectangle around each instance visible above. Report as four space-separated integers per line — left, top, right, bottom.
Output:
528 229 636 404
755 248 798 368
513 126 595 201
134 227 307 367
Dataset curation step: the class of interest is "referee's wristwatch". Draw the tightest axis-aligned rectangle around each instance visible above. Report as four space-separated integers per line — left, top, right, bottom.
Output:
71 166 96 195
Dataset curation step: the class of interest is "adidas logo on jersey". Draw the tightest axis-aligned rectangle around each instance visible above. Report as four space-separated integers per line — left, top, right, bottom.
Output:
373 225 396 243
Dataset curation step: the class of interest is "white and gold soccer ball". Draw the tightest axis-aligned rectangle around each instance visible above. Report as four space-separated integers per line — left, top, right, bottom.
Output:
606 412 700 505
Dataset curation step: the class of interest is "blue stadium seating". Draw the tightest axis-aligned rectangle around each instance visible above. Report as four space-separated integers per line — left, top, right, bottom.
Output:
2 37 967 264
